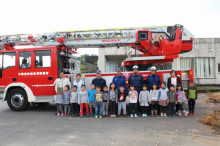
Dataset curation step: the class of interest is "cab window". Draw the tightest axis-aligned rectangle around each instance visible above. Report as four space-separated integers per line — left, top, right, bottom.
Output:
19 52 31 69
3 52 16 69
35 50 51 68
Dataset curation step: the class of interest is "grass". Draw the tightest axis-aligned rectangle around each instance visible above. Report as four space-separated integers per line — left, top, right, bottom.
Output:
204 92 220 103
197 86 220 91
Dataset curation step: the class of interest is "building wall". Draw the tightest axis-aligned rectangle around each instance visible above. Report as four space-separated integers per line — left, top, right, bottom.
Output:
98 38 220 85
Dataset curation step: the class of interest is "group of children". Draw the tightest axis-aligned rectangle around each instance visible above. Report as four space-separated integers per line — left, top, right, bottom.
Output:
56 81 197 118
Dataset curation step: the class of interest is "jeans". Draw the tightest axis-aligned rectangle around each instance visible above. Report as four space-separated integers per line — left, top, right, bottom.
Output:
188 99 196 113
168 103 176 115
129 103 137 114
71 103 79 115
95 102 103 117
64 104 71 114
118 101 126 115
103 102 108 116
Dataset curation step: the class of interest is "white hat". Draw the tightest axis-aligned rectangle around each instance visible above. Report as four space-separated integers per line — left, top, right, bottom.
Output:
132 65 139 70
150 66 157 71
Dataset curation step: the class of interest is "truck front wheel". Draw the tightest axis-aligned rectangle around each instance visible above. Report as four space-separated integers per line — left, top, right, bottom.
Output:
7 89 29 111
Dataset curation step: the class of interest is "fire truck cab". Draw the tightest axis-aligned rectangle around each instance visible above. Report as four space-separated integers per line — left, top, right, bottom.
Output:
0 45 79 111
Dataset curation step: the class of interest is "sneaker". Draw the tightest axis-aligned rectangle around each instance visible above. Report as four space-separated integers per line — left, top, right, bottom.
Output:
184 111 188 117
110 115 113 118
95 116 98 119
124 114 127 118
169 115 171 117
151 114 155 117
142 114 145 117
189 113 192 115
72 114 75 117
130 114 133 118
80 115 83 118
192 113 195 115
161 113 163 117
113 115 116 118
173 115 175 117
99 116 102 119
57 113 60 116
164 113 167 117
134 114 137 118
179 113 182 117
61 114 64 116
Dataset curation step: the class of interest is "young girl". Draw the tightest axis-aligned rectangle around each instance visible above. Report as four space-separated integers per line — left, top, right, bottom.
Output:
158 81 169 117
149 83 159 117
139 85 150 117
56 90 64 117
129 85 138 118
176 84 187 117
64 85 71 116
186 83 197 115
108 82 118 118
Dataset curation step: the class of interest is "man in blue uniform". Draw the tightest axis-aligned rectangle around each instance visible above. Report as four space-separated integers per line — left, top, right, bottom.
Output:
146 66 161 91
113 68 127 92
92 70 106 91
128 65 144 94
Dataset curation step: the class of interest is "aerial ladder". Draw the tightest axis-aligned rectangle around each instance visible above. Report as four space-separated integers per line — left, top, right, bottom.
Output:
0 24 193 70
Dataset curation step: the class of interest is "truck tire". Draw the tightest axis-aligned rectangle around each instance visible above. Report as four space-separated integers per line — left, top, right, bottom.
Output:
7 88 29 111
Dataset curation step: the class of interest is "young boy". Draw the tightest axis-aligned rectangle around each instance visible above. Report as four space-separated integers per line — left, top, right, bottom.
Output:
168 84 177 117
129 85 138 118
78 85 89 118
139 84 150 117
102 86 109 117
70 85 79 117
118 86 127 117
88 84 96 116
186 83 198 115
94 86 103 119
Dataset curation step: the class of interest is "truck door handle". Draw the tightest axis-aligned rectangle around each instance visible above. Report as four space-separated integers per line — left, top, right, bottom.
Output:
48 77 53 80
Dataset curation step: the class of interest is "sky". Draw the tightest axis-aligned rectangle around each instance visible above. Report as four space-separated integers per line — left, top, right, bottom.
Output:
0 0 220 56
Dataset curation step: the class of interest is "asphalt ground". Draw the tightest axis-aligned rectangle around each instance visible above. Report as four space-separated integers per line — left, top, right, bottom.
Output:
0 93 220 146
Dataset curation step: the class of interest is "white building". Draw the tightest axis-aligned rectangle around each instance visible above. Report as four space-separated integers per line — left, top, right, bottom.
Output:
98 38 220 85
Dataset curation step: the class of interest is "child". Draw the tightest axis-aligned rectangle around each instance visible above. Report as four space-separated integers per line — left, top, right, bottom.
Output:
186 83 197 115
149 83 159 117
139 84 150 117
56 89 64 117
70 85 78 117
158 81 169 117
102 86 109 117
129 85 138 118
78 85 89 118
176 84 188 117
88 84 96 116
168 84 177 117
108 82 118 118
63 85 71 116
118 86 127 117
94 86 103 119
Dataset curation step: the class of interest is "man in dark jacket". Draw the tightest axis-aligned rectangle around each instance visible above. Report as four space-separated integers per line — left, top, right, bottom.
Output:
113 68 127 92
92 70 106 91
146 66 161 91
128 65 144 94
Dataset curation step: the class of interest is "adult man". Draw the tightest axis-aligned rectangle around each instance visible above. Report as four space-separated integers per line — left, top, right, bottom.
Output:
128 65 144 94
92 70 106 91
113 68 127 92
73 73 84 92
146 66 161 91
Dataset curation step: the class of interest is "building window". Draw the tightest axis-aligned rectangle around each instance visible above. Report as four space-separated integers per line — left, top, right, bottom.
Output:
19 52 31 69
35 50 51 68
106 61 122 72
180 57 215 78
3 52 16 69
218 64 220 73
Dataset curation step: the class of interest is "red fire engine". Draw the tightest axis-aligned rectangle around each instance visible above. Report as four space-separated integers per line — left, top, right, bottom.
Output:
0 24 194 111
